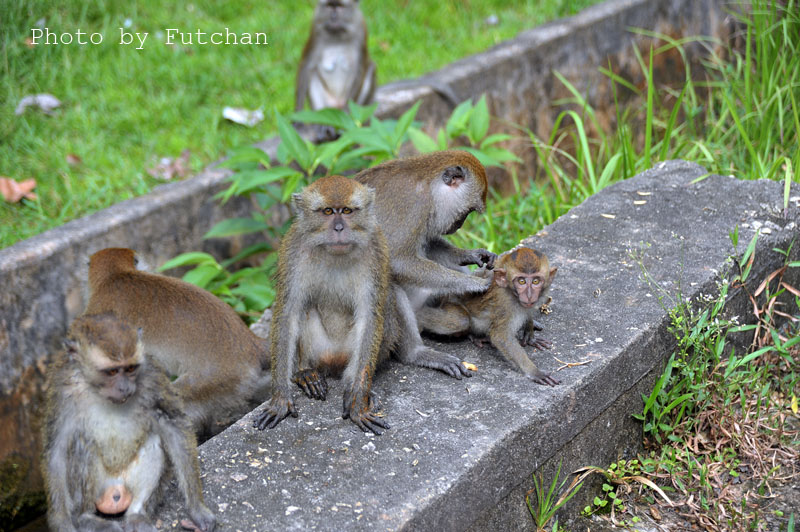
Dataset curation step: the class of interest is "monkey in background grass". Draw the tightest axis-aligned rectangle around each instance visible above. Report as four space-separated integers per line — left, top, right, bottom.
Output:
417 246 560 386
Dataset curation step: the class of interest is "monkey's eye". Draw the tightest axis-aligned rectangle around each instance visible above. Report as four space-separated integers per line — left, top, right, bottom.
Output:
532 278 541 285
517 278 526 285
342 207 352 214
323 207 334 215
104 368 119 377
125 365 139 375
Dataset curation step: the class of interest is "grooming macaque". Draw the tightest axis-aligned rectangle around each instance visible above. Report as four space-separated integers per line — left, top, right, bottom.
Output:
355 150 496 379
42 313 216 532
255 175 392 435
86 247 270 436
296 0 376 112
417 247 560 386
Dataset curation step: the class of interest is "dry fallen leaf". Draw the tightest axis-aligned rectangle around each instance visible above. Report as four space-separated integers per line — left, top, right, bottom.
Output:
633 200 647 205
462 361 478 372
147 149 191 181
66 153 82 166
601 213 616 219
15 93 61 115
0 177 37 202
24 37 35 48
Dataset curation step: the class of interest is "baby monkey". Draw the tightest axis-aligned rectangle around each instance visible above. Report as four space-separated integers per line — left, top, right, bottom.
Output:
417 247 560 386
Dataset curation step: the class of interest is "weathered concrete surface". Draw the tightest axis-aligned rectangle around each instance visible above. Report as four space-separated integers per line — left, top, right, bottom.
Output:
0 0 740 522
156 161 800 530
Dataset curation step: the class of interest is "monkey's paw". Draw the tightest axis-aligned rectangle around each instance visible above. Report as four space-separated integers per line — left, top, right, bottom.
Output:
182 504 216 532
464 248 496 269
529 371 560 387
123 513 157 532
342 390 390 435
413 348 475 379
253 396 298 430
293 369 328 400
469 334 490 348
520 331 552 350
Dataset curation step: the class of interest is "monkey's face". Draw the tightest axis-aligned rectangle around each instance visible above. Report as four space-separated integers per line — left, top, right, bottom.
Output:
316 0 361 34
431 164 486 235
494 248 557 308
81 342 144 404
293 176 376 255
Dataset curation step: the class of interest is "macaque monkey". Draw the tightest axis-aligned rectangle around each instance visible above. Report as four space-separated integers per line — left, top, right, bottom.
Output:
42 313 216 532
86 247 270 436
355 150 496 379
255 175 393 435
296 0 376 112
418 247 560 386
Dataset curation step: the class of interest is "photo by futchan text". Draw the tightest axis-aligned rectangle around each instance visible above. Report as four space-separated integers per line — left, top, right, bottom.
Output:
29 27 268 50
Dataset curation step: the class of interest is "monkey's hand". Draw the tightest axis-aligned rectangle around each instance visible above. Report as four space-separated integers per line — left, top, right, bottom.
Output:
292 369 328 400
181 503 216 532
342 390 390 435
461 248 497 269
519 325 551 350
253 395 298 430
529 370 560 387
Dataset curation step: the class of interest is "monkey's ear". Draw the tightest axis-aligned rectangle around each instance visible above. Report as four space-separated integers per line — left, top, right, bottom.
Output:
290 193 304 217
363 186 376 208
493 268 508 288
549 267 558 279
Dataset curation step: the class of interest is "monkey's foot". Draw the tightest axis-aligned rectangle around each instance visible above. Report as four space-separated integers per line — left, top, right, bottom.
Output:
77 513 125 532
469 334 490 348
181 504 216 532
412 348 475 379
529 371 560 387
293 369 328 400
342 389 390 435
253 396 298 430
123 513 157 532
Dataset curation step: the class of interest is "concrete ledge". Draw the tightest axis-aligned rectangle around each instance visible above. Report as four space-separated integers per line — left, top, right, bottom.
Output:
157 161 800 530
0 0 738 519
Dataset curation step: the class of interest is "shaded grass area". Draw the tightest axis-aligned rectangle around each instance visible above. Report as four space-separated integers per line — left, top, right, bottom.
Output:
0 0 599 248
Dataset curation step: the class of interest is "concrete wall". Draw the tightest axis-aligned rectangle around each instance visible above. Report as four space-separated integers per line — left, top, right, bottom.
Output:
0 0 737 526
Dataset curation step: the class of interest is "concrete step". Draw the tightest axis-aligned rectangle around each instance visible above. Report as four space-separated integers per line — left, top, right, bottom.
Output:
156 160 800 531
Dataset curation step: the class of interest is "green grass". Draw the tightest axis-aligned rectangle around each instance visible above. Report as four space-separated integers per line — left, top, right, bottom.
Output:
0 0 600 248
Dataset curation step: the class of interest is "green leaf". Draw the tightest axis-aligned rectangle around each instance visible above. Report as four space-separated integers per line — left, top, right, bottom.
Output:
347 101 378 126
182 264 222 289
480 133 513 148
235 167 301 195
289 108 354 130
276 112 312 171
281 173 304 203
393 100 421 146
408 127 439 153
445 99 473 138
218 146 270 169
203 218 271 239
159 252 217 271
468 94 490 145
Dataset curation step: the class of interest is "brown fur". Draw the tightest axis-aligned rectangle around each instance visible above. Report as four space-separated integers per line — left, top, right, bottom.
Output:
295 0 375 111
256 176 393 434
86 248 270 436
352 151 494 379
418 247 560 386
42 313 215 532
